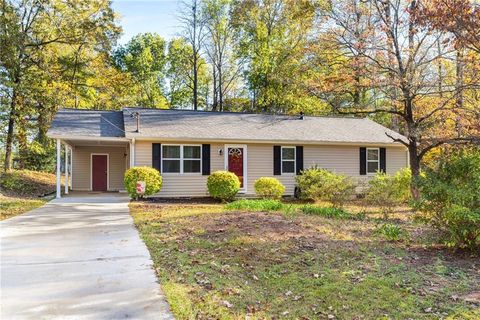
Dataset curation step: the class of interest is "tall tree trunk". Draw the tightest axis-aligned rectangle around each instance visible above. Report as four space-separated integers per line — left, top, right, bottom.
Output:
212 65 217 111
406 0 421 201
383 0 400 131
455 49 464 136
16 115 28 169
218 61 223 112
437 37 443 97
4 95 16 171
192 0 198 111
37 103 49 145
408 140 421 200
193 60 198 110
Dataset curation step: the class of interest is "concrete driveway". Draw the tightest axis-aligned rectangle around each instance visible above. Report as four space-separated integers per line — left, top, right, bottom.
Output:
1 193 173 320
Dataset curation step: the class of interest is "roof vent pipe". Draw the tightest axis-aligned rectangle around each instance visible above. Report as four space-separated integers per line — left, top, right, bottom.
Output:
299 111 304 120
131 111 140 132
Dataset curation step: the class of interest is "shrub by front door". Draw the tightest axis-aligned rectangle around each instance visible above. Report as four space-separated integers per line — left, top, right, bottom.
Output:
92 154 108 191
227 147 244 188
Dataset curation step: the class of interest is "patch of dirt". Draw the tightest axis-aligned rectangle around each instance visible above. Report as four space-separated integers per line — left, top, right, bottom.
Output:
186 211 344 250
402 246 480 269
462 292 480 304
199 211 327 242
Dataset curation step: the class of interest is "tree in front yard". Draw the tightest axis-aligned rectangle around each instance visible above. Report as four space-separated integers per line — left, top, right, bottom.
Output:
310 0 480 198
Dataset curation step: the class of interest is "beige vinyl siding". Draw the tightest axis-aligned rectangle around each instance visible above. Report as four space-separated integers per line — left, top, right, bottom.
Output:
303 145 407 190
135 141 224 197
134 141 408 197
246 144 296 195
72 146 127 191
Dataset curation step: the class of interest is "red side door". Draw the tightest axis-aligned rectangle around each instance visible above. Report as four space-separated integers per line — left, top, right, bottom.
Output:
228 147 244 188
92 155 108 191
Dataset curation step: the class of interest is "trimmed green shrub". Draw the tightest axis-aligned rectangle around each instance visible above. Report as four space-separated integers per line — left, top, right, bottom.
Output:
295 168 356 207
375 224 406 241
225 199 284 211
207 171 240 201
300 204 353 219
416 150 480 249
254 177 285 199
365 168 411 218
124 166 162 199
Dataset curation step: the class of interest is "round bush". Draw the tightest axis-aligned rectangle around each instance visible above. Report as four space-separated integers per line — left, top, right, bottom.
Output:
254 177 285 199
207 171 240 201
124 166 162 199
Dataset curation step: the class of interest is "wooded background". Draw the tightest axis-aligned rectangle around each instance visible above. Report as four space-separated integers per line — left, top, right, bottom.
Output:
1 0 479 179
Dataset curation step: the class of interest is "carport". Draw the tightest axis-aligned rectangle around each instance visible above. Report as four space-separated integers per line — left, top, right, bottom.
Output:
47 109 135 198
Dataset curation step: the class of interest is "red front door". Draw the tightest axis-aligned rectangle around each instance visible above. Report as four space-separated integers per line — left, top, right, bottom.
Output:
92 155 108 191
228 147 244 188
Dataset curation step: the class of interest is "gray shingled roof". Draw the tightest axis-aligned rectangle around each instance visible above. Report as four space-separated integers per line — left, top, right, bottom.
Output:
47 107 406 144
47 109 125 138
122 108 406 144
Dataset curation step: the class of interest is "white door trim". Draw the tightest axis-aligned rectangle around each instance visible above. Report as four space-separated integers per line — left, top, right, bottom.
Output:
90 153 109 191
224 144 248 193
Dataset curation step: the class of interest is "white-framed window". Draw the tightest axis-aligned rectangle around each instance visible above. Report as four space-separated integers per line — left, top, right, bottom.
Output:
162 145 201 174
281 146 296 174
366 148 380 174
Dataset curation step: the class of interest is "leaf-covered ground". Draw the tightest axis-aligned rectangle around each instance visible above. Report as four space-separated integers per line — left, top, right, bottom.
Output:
0 170 58 220
0 195 46 221
130 202 480 319
0 169 59 198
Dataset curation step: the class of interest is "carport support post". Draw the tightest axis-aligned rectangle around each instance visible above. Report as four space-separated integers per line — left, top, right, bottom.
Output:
64 143 69 194
70 147 73 190
56 139 61 199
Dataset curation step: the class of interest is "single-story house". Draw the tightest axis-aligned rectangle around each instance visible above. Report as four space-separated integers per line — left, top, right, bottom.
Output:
47 107 409 198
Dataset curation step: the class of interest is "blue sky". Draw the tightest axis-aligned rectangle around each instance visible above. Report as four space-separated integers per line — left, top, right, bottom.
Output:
112 0 181 44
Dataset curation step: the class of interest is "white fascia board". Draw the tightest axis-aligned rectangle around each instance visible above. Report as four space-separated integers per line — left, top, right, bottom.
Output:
131 136 407 148
47 135 130 142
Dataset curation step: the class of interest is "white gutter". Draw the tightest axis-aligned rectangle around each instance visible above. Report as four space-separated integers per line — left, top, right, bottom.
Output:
47 135 130 142
127 136 408 148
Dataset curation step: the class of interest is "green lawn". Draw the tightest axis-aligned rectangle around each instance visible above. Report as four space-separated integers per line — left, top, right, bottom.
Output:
130 200 480 319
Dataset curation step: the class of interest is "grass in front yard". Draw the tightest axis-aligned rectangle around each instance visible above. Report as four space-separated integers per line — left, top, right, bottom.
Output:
131 201 480 319
0 196 46 220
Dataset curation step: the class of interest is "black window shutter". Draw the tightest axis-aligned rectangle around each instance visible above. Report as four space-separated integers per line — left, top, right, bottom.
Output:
380 147 386 173
273 146 281 175
296 146 304 175
152 143 161 172
202 144 211 175
359 147 366 175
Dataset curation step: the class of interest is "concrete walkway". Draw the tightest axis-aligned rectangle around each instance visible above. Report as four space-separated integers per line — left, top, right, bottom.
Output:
1 193 174 320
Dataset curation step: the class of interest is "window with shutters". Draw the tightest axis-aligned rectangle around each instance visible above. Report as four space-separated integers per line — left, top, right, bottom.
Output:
281 147 296 174
162 145 201 174
366 148 380 174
